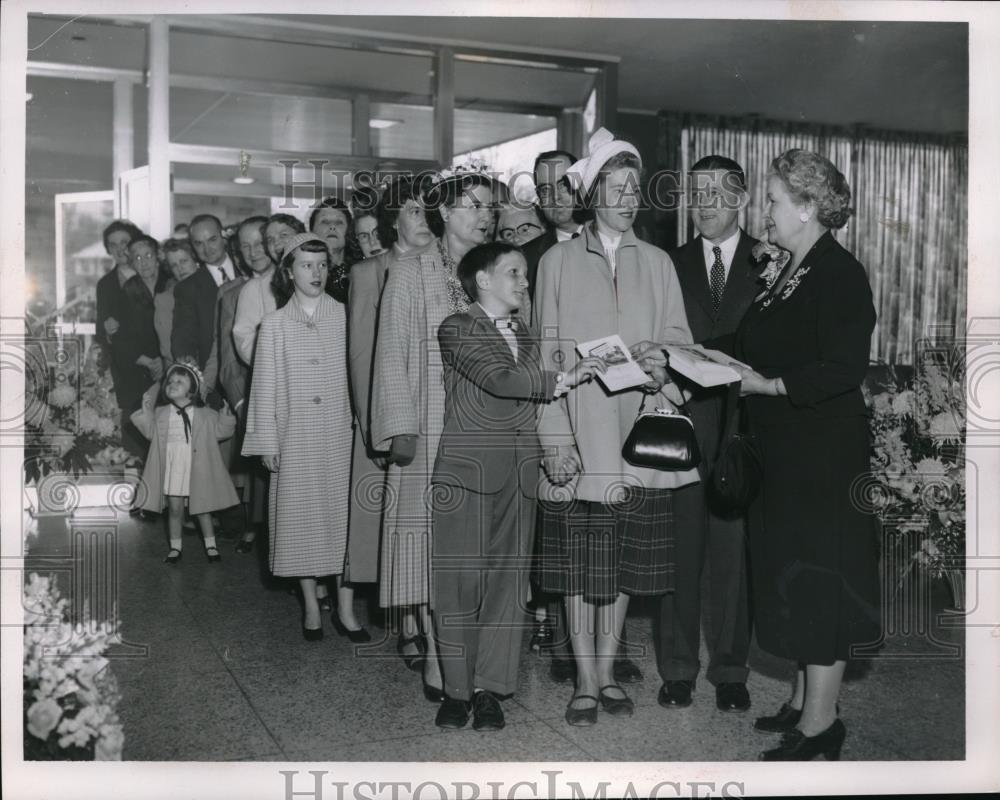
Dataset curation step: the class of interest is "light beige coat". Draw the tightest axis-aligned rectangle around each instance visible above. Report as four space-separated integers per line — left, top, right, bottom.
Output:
533 222 700 501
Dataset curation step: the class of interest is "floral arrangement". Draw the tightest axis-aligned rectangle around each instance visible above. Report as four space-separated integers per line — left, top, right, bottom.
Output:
23 573 124 760
865 352 965 580
23 314 138 484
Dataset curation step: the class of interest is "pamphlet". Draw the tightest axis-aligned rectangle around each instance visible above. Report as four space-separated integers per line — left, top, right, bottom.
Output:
663 344 749 387
575 334 650 392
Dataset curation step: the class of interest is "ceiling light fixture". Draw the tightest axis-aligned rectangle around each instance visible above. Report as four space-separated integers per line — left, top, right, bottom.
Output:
369 118 403 130
233 149 255 184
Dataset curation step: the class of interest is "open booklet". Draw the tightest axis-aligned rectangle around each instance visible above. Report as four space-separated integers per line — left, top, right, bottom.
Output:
575 334 650 392
663 344 750 387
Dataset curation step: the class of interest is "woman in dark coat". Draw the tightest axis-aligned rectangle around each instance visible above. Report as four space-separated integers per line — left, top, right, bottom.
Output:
731 149 880 760
116 235 170 418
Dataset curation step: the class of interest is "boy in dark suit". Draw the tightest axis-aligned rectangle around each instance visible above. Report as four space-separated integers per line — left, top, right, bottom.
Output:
432 242 603 731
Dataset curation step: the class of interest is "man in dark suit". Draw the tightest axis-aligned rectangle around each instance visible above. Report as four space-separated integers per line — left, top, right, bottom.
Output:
522 150 581 300
656 155 760 714
171 257 219 370
95 220 145 460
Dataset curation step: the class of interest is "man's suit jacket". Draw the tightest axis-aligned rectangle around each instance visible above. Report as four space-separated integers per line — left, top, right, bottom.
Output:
669 230 761 469
521 228 558 303
671 231 760 345
95 266 125 350
434 304 558 497
172 265 219 370
216 276 249 407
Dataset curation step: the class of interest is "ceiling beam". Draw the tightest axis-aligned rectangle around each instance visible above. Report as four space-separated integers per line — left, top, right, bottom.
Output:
77 14 618 69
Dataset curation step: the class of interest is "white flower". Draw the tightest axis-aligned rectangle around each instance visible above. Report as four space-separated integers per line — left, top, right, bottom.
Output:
47 384 77 409
929 411 962 442
914 457 948 477
95 723 124 760
891 389 914 416
26 698 62 740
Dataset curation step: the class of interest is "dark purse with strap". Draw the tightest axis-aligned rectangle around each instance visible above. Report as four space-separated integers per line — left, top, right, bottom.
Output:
711 381 762 511
622 396 700 471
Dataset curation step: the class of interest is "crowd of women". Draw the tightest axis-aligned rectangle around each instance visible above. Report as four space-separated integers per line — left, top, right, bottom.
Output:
93 128 881 760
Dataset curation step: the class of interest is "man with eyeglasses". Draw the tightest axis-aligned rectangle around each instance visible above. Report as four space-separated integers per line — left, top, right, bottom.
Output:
496 203 546 247
522 150 584 301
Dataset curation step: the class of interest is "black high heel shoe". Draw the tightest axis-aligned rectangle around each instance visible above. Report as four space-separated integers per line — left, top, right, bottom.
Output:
759 718 846 761
754 703 839 734
332 614 372 643
302 625 324 642
235 536 254 554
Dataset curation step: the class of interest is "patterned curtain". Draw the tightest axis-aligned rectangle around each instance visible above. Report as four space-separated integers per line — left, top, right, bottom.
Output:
672 114 967 364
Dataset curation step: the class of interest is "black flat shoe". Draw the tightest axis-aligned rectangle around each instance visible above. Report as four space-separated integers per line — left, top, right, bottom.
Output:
564 694 599 727
332 615 372 643
472 691 505 731
397 634 425 672
613 658 643 684
235 537 254 554
549 657 576 684
302 626 324 642
598 684 635 717
658 680 694 709
163 548 182 565
317 596 333 613
759 719 846 761
422 679 445 703
205 546 221 563
435 697 471 729
716 682 751 713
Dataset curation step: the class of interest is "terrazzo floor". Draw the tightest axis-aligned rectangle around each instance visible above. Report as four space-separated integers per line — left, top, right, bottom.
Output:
26 510 965 763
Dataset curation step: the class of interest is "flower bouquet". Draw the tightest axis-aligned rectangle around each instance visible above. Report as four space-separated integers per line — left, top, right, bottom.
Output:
23 573 124 760
23 315 137 486
865 352 965 586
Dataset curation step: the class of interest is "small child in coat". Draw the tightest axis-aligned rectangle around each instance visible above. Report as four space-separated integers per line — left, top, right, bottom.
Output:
431 241 605 731
131 359 239 564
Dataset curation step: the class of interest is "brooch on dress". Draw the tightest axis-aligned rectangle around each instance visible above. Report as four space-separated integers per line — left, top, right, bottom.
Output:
761 266 811 308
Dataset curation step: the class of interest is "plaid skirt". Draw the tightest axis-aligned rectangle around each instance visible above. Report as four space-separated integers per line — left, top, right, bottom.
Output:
534 488 675 604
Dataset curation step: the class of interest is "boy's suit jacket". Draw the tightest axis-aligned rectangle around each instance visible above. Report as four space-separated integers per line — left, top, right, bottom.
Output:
434 304 558 497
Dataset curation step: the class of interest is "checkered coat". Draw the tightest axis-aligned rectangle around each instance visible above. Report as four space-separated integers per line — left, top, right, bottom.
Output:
370 248 452 606
242 294 353 578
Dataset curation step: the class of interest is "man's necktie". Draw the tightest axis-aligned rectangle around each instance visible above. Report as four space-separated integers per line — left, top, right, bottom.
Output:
219 266 230 283
710 246 726 313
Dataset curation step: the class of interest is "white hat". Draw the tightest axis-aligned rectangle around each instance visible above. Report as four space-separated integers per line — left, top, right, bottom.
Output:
565 128 642 195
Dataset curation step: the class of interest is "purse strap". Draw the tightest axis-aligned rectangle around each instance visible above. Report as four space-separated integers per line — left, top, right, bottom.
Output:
719 380 741 449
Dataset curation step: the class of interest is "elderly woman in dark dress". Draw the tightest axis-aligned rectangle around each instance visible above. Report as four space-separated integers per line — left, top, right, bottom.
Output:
638 148 881 760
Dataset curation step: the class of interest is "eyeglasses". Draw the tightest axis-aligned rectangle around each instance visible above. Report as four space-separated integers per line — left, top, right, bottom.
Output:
131 252 158 263
499 222 543 241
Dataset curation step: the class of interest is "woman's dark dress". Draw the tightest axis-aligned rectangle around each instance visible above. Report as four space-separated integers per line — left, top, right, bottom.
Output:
734 232 881 665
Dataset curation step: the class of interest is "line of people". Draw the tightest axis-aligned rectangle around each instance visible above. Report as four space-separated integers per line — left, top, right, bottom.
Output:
94 127 880 759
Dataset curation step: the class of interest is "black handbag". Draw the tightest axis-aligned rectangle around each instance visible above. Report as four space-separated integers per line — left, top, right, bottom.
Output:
622 397 700 471
711 382 762 511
